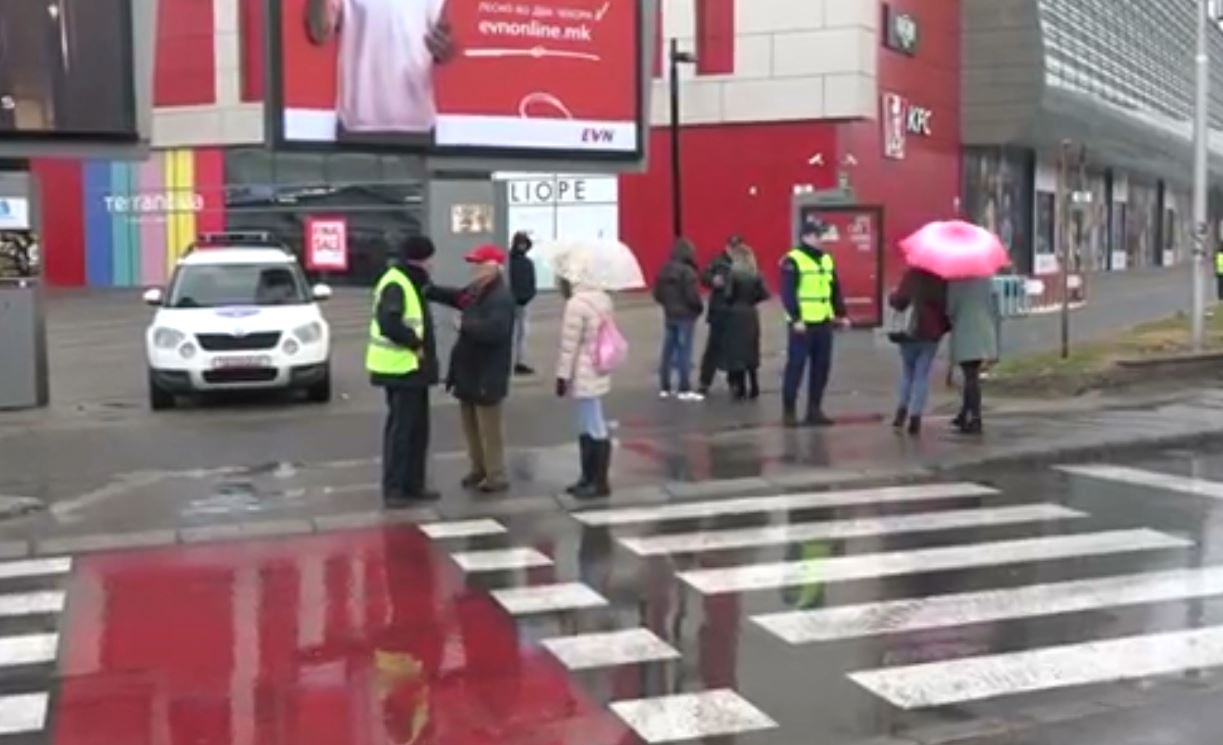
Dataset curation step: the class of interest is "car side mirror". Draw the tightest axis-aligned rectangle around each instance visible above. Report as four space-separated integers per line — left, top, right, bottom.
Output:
312 283 333 301
142 288 164 306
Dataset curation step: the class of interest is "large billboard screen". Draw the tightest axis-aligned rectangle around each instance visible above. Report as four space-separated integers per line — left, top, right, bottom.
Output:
0 0 137 141
269 0 643 160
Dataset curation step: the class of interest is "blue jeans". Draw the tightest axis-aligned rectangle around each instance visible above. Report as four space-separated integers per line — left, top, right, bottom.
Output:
513 306 529 365
897 340 939 416
575 397 608 439
782 324 833 415
658 320 695 393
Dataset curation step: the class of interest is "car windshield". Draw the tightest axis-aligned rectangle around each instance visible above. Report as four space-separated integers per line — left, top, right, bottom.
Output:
168 264 309 308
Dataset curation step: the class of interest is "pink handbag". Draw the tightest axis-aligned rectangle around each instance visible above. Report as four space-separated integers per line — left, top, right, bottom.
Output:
592 313 628 374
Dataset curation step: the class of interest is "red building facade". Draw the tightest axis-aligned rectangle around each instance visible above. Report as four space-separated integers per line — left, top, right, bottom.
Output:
619 0 963 296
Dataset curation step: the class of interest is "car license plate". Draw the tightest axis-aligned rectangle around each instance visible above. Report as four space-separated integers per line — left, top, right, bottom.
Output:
212 355 271 369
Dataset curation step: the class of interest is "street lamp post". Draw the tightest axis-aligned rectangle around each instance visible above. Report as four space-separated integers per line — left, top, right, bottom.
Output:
1191 0 1212 351
669 39 697 240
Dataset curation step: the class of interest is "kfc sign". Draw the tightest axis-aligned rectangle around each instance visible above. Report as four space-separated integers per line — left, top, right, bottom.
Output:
882 93 933 160
305 216 348 272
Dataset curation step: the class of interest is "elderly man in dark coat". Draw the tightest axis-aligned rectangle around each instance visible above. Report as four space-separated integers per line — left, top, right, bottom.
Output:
428 244 517 492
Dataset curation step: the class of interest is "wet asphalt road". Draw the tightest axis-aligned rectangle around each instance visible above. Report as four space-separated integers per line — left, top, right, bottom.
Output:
6 288 1223 743
10 448 1223 745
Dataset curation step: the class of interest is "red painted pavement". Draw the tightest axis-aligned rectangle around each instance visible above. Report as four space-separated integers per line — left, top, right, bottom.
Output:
53 527 630 745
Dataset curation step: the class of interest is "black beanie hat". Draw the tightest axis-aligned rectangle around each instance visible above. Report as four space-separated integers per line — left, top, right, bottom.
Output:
401 235 436 261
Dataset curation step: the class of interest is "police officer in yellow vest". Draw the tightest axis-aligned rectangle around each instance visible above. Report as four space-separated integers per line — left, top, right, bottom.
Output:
1215 249 1223 300
779 219 850 427
367 236 441 506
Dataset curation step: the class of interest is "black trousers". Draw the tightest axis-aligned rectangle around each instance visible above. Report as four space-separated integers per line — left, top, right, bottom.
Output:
1216 275 1223 300
382 386 430 497
699 317 726 389
960 361 983 421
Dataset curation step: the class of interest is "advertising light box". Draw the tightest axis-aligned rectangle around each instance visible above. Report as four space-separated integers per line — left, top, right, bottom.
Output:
269 0 644 161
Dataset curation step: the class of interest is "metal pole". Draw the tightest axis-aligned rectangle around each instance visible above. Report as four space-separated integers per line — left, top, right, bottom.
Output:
1192 0 1211 351
669 38 683 240
1058 141 1071 360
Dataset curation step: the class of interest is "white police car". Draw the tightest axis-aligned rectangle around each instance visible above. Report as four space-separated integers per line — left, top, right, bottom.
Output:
143 233 332 410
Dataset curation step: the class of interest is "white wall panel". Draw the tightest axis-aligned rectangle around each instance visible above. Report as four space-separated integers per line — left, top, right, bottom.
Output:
722 78 825 122
736 0 826 34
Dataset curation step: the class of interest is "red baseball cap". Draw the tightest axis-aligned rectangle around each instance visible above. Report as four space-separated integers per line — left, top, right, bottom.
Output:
464 244 506 265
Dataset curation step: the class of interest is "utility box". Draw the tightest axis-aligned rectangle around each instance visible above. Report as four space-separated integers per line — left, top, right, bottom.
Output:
0 278 48 410
0 173 48 410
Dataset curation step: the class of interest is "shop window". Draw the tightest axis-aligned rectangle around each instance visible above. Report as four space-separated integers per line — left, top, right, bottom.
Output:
221 148 424 286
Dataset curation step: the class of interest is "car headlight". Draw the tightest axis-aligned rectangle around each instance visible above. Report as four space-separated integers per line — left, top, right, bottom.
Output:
294 322 324 344
153 328 186 349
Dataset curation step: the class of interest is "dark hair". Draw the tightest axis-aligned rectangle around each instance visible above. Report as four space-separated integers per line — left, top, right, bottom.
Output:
401 235 436 261
511 231 533 252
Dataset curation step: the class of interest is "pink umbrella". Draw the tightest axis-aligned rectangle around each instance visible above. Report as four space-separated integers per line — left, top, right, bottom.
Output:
900 220 1010 280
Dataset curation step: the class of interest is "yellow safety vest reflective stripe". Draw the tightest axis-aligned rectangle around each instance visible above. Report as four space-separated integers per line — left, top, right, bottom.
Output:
365 267 424 376
786 249 836 323
1215 252 1223 276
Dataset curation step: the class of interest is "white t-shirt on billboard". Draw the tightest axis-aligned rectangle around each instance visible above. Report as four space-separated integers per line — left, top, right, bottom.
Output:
333 0 445 133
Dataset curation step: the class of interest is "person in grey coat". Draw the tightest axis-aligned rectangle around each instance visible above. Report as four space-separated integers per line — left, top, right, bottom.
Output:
947 277 998 434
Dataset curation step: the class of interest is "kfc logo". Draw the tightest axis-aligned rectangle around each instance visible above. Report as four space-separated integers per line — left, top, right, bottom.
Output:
907 106 933 136
882 93 933 160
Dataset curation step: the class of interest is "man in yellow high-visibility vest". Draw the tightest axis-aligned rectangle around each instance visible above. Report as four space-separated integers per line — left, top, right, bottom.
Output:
779 219 850 427
367 235 441 506
1215 249 1223 300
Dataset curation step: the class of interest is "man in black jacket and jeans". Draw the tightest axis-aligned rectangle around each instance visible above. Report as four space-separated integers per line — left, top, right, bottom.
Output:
369 235 441 506
508 232 537 375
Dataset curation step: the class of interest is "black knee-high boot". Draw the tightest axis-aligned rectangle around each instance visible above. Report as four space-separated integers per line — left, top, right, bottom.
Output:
573 440 611 499
566 435 594 495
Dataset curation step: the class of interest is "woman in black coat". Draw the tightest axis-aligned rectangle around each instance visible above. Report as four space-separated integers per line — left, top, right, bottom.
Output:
721 243 770 400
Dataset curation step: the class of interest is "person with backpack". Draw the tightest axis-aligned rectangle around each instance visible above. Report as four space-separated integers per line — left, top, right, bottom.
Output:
652 238 704 399
555 256 620 500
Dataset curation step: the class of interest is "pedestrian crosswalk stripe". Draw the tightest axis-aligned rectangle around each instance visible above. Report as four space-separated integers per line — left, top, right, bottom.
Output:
0 591 64 618
0 634 57 669
1058 464 1223 501
620 504 1085 556
450 547 553 573
541 628 680 670
574 483 997 527
755 564 1223 644
610 689 778 743
492 582 608 615
850 623 1223 709
0 558 71 581
0 693 47 736
420 519 506 539
679 529 1190 595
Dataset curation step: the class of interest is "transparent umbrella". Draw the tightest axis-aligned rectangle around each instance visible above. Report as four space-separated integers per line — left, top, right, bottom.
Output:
534 238 646 291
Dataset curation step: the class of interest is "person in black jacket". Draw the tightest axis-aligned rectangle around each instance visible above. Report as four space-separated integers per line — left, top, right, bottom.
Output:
698 235 738 395
507 231 537 375
370 235 441 506
652 238 704 399
722 242 770 400
428 245 516 493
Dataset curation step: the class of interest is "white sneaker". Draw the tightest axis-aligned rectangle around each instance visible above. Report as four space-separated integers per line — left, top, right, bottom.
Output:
678 391 705 402
659 391 672 399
